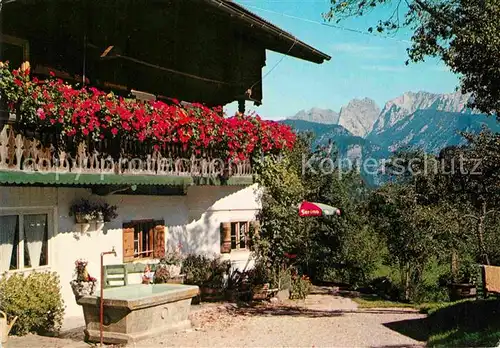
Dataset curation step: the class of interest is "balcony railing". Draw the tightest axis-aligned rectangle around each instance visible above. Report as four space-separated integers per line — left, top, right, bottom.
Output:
0 125 252 179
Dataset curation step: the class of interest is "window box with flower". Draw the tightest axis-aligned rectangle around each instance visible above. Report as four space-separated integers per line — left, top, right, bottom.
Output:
69 199 117 224
69 199 97 224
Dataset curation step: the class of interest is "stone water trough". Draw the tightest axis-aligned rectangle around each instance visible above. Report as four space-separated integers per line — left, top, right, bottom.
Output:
78 283 199 344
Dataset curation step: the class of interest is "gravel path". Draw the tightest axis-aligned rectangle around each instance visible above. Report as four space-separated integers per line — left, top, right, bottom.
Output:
6 292 427 348
137 293 426 348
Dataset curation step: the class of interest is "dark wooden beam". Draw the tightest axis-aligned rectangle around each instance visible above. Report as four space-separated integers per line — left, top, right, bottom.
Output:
238 99 246 114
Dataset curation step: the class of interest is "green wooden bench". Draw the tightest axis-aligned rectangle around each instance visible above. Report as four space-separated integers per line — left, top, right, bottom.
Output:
104 263 185 288
104 263 158 288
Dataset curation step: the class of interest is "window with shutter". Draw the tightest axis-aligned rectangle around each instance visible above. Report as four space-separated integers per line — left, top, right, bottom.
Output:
122 219 165 262
223 221 258 251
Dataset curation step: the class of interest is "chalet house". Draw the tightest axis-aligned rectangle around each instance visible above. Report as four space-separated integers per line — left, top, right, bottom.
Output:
0 0 330 328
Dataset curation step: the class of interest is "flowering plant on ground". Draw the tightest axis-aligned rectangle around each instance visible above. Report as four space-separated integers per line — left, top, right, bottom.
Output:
0 62 296 163
153 266 171 284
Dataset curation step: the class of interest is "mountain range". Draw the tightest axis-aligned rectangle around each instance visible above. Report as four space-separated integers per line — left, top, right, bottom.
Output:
289 98 380 137
285 90 500 161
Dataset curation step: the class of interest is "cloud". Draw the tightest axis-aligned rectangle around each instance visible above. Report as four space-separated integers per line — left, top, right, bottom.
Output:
332 43 396 59
360 65 408 72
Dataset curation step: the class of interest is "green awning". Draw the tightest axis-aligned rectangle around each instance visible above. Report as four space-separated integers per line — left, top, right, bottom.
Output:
0 171 253 187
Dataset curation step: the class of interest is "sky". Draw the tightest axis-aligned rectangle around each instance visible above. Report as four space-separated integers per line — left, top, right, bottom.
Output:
224 0 460 120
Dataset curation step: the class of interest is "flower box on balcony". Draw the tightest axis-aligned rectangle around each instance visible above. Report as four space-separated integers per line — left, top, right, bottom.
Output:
0 62 296 171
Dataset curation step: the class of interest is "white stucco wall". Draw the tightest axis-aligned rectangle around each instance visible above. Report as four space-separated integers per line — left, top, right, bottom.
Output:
0 183 261 329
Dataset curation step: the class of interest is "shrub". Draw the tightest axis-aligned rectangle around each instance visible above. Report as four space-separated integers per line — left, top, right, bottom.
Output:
367 276 402 301
159 243 182 266
0 271 65 335
181 254 230 289
182 254 212 286
290 275 312 300
269 267 292 291
412 283 450 303
205 257 231 289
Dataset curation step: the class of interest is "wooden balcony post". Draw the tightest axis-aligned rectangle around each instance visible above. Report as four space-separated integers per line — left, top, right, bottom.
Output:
238 99 245 114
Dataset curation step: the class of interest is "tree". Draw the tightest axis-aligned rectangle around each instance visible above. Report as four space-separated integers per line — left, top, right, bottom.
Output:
252 137 307 280
368 150 474 300
254 134 383 287
304 167 380 285
298 138 381 285
325 0 500 118
378 132 500 270
435 131 500 265
368 183 440 301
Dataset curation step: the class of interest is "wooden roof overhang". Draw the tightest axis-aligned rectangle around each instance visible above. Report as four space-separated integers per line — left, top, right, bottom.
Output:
0 0 330 106
204 0 331 64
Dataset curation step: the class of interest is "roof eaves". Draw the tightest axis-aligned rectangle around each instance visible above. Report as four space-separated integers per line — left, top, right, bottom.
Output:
206 0 331 63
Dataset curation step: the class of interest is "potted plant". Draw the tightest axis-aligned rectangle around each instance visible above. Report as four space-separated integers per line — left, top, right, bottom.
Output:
199 257 231 300
95 210 104 223
69 199 98 223
182 254 210 285
182 254 211 304
444 260 478 301
70 259 97 299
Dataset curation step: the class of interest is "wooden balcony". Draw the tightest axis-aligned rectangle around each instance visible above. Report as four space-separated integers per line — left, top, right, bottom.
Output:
0 125 253 189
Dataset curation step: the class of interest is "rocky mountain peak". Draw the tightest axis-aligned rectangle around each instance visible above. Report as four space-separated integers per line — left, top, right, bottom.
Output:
338 98 380 137
372 90 474 134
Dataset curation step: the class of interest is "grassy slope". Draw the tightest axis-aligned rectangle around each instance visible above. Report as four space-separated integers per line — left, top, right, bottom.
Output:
428 328 500 347
425 299 500 347
353 297 417 309
353 296 444 312
353 295 500 347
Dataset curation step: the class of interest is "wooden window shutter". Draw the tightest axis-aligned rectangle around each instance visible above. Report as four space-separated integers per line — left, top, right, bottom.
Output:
123 227 135 263
220 222 231 253
153 222 166 258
